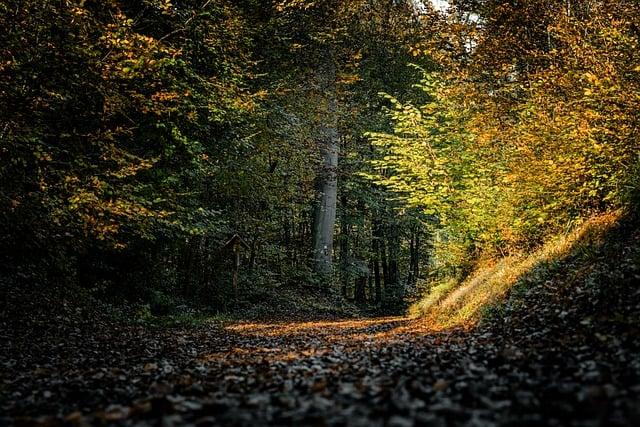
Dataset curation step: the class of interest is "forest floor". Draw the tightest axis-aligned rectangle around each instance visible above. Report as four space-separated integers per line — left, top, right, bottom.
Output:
2 283 639 427
2 214 640 427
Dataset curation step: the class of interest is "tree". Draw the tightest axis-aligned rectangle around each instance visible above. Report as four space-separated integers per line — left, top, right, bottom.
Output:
311 48 340 276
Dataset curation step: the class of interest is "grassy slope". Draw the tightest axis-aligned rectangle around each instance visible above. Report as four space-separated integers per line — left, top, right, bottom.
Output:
411 210 639 330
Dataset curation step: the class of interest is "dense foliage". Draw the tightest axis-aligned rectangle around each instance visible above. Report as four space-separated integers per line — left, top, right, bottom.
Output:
368 0 640 281
1 0 638 316
1 0 255 300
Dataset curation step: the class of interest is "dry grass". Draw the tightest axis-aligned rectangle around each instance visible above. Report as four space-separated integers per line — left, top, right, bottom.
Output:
409 211 622 329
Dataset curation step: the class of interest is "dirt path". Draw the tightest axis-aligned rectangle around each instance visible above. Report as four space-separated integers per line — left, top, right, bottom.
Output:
3 310 639 426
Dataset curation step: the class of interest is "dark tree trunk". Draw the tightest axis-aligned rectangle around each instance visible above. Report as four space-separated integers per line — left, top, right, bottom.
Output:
354 276 366 303
249 237 257 271
388 224 400 288
372 228 382 304
368 260 374 302
381 240 389 288
413 231 420 282
384 222 402 310
340 196 349 298
406 227 420 288
406 232 415 288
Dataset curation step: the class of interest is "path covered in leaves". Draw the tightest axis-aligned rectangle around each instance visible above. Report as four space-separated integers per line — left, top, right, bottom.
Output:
2 290 640 427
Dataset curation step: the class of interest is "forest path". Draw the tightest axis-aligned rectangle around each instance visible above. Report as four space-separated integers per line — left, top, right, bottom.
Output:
3 306 639 426
220 316 428 353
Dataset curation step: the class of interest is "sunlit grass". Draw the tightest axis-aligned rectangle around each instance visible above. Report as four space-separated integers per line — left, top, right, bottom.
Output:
410 211 622 329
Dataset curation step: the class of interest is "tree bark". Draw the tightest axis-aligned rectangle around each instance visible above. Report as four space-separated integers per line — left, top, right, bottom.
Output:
312 52 339 278
372 220 382 304
368 259 374 302
406 227 420 288
373 241 382 304
413 231 420 282
354 276 366 303
406 232 415 288
340 196 349 297
384 222 402 310
381 238 389 290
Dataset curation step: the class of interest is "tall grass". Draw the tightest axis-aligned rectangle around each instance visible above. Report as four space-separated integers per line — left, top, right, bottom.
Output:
409 212 622 328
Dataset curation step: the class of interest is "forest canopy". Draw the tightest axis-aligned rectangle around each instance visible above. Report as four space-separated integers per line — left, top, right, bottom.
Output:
1 0 639 315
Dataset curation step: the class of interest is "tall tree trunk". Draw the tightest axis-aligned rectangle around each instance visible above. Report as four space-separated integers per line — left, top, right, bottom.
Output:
384 222 402 310
368 259 374 302
248 237 257 271
340 196 349 297
406 232 415 288
312 52 339 278
388 244 399 291
381 239 389 289
354 276 366 303
353 216 366 304
406 227 420 288
413 230 420 283
373 239 382 304
373 220 383 304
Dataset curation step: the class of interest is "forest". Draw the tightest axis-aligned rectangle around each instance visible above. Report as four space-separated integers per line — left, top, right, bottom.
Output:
1 0 639 425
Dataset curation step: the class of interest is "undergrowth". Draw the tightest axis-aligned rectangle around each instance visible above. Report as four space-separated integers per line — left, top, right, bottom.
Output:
410 211 625 328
